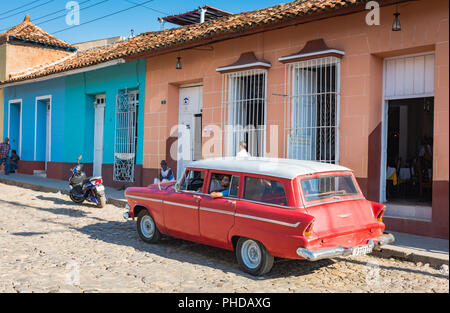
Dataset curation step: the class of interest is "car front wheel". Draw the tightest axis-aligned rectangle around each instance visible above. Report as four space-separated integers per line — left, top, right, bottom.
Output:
236 237 274 276
137 210 161 243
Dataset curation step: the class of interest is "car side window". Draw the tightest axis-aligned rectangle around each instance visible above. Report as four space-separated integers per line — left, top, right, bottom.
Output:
243 177 287 206
208 173 240 198
180 170 205 192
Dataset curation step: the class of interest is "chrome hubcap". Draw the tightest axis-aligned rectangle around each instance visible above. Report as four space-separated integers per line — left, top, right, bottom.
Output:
140 215 155 238
241 240 261 269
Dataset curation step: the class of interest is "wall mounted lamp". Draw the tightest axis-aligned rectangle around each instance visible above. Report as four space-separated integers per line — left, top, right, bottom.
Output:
392 7 401 31
176 57 182 70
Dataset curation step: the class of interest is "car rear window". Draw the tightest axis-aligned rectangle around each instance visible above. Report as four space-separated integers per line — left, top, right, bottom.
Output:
244 177 287 206
301 175 359 202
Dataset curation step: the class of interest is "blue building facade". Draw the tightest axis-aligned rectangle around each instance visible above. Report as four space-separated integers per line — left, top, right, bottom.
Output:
3 59 146 187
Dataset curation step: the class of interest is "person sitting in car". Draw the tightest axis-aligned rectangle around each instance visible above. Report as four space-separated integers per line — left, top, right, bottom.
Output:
210 175 231 199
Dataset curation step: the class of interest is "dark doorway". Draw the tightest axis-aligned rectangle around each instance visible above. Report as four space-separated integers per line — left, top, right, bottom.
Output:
386 97 434 205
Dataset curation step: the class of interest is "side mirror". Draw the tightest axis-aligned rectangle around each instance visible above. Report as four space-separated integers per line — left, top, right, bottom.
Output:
174 183 181 192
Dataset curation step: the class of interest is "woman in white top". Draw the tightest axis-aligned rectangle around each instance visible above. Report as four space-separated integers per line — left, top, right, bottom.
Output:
159 160 174 182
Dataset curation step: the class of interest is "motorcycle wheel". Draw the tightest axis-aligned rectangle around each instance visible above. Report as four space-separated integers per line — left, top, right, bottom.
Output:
70 192 84 204
97 195 106 208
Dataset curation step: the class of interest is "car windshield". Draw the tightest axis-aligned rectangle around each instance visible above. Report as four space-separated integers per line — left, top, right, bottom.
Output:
301 175 359 202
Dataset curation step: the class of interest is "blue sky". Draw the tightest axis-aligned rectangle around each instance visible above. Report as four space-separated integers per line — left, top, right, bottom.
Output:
0 0 285 44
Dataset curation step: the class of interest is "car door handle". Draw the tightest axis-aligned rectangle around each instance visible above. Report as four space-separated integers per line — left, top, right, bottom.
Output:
227 200 236 205
193 195 202 199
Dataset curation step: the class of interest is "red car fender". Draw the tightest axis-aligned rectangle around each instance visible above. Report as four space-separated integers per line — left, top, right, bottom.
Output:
127 197 167 235
227 213 315 258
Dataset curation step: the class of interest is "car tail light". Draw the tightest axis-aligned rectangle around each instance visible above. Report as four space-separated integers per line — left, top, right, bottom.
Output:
376 206 386 222
304 219 315 238
94 179 103 185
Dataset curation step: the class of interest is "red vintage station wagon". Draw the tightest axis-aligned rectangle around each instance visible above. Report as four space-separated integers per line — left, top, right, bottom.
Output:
123 158 394 276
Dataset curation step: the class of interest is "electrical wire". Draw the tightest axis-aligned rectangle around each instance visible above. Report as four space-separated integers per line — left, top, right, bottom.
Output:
0 0 93 32
51 0 154 35
37 0 109 26
33 0 91 22
123 0 168 16
0 0 54 21
0 0 42 17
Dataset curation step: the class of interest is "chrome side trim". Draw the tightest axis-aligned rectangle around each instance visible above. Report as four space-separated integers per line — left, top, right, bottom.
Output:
164 201 199 210
200 207 235 216
127 195 163 203
235 213 300 228
127 196 300 228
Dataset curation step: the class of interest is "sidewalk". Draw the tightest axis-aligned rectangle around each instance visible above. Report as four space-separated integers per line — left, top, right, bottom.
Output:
0 172 448 268
0 172 126 207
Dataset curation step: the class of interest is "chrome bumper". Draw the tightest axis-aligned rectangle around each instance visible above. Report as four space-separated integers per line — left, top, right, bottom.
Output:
296 233 395 261
123 204 130 220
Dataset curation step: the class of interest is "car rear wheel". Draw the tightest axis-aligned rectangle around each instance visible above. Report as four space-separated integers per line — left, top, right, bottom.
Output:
236 237 274 276
137 210 161 244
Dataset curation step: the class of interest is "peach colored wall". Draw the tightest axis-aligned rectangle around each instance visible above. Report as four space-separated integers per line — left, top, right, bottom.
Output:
143 0 449 184
5 43 71 78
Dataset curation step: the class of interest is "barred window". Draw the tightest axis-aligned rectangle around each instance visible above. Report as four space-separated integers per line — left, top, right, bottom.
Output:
284 57 340 163
221 69 267 157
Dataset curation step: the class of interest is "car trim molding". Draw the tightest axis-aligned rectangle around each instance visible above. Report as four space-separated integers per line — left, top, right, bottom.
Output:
127 195 300 227
199 207 235 216
164 201 199 210
127 195 163 203
235 213 300 228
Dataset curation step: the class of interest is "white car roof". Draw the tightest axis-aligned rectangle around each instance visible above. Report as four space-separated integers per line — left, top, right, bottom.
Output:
186 157 352 180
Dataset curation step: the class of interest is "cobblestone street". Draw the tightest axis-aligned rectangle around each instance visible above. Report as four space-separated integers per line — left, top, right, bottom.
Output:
0 182 448 293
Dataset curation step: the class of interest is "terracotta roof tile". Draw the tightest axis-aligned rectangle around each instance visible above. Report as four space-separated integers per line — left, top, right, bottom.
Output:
0 14 75 50
2 0 365 84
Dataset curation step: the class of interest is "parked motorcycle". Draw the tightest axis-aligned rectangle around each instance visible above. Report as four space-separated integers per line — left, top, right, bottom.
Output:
69 156 106 208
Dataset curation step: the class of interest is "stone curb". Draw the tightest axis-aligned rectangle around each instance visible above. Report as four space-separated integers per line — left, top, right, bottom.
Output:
370 246 449 268
0 177 126 208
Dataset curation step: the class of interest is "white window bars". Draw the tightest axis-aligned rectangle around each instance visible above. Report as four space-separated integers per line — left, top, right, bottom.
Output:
221 69 268 157
114 90 139 182
284 56 340 164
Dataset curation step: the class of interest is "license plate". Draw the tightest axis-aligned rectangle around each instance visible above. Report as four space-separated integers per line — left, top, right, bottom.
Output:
352 244 373 256
96 185 105 192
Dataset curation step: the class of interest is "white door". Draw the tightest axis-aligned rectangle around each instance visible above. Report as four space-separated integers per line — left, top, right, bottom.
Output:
45 101 51 172
177 86 203 179
93 95 105 177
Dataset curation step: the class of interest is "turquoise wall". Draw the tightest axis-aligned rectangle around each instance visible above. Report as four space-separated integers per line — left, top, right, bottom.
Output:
64 59 146 165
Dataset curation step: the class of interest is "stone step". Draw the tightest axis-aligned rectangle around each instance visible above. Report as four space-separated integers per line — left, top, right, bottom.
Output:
33 170 47 178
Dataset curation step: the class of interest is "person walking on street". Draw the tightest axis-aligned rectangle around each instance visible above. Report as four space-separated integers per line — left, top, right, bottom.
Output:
0 138 11 175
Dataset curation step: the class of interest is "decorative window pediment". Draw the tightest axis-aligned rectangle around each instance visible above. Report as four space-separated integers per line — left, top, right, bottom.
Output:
216 51 271 73
278 39 344 64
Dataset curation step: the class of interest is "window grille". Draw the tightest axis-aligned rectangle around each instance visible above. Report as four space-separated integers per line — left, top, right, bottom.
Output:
221 69 267 157
114 90 139 182
284 56 340 163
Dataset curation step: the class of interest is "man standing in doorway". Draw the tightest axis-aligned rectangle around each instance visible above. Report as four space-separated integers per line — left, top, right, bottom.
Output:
237 141 250 158
0 138 11 176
